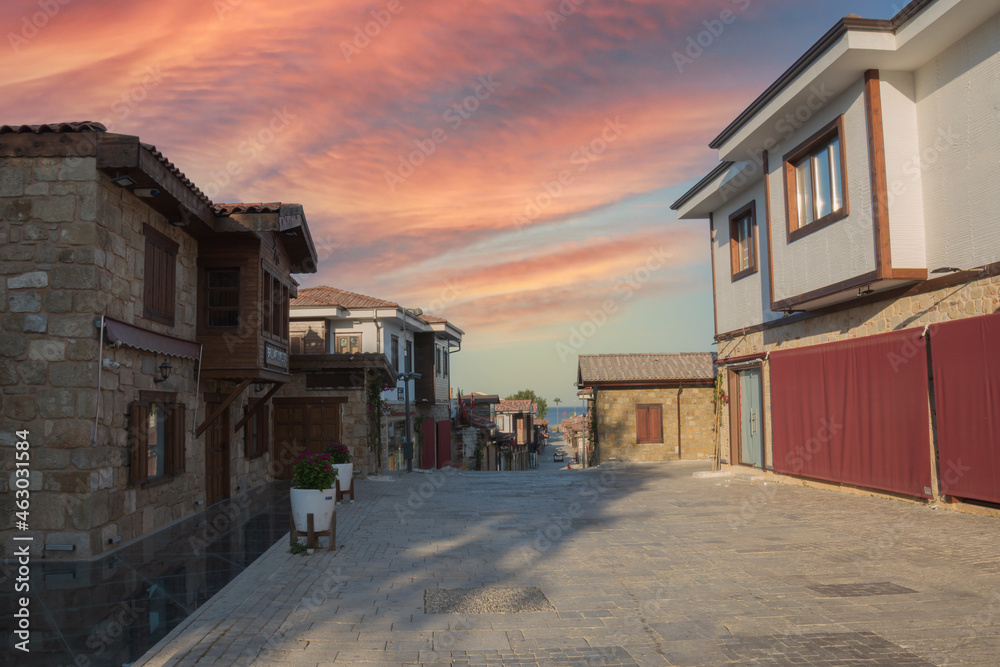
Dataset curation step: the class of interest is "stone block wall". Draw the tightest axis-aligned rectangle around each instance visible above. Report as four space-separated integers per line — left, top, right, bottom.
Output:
0 157 206 558
595 386 714 463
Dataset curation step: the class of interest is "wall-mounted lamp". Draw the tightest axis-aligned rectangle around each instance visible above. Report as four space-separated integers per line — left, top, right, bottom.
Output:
134 188 160 198
153 359 172 384
111 173 137 188
168 219 189 227
107 535 122 545
858 284 875 296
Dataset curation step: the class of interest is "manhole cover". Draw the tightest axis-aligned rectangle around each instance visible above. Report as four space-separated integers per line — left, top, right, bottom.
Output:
425 586 554 614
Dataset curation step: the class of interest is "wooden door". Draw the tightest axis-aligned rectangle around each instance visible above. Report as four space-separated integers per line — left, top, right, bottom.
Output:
205 400 230 505
272 398 344 480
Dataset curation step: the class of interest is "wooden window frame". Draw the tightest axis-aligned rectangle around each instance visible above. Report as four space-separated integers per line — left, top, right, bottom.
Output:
783 115 849 242
390 334 400 372
262 268 290 344
405 339 413 374
129 391 185 487
244 398 269 459
729 201 758 281
142 225 178 327
635 403 663 445
203 267 241 329
335 332 363 355
290 320 327 355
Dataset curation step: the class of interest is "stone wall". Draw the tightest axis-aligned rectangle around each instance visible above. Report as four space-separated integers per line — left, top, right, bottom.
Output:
716 272 1000 503
0 157 208 558
595 385 714 464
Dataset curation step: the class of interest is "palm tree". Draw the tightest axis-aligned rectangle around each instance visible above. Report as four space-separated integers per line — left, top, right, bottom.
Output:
553 398 562 431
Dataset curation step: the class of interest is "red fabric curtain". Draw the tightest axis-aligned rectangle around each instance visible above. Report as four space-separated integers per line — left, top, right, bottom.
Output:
929 312 1000 503
770 328 933 498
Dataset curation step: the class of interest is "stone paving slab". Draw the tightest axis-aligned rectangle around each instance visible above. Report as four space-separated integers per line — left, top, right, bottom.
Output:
137 460 1000 666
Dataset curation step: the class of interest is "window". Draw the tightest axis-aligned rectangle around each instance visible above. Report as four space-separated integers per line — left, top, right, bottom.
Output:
636 404 663 444
443 349 449 376
244 399 268 458
336 334 362 354
206 269 240 327
729 202 757 281
391 334 400 372
262 271 289 342
783 116 848 240
143 225 178 326
129 395 185 485
435 347 441 376
405 339 413 373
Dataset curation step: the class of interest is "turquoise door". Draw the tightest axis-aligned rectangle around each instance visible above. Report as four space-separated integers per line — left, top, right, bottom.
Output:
739 368 763 468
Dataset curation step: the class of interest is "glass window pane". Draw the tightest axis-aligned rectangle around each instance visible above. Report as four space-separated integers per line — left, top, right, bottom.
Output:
830 137 843 212
796 159 814 225
814 146 832 219
147 402 166 478
350 336 359 353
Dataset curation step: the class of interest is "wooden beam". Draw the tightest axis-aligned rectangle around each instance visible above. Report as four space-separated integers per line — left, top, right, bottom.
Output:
195 378 252 437
233 382 282 433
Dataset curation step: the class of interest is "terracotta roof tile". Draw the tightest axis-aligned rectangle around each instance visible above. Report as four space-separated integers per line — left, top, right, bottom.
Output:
496 400 534 413
139 142 213 207
292 286 399 309
419 314 448 324
214 202 283 215
578 353 716 383
0 121 107 133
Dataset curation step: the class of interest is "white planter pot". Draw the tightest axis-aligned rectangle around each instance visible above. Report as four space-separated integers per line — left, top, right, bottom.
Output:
332 463 353 493
290 487 336 533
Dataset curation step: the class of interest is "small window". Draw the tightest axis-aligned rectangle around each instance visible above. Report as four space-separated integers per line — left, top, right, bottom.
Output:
405 339 413 373
290 321 326 355
783 116 848 241
244 400 268 458
262 271 289 342
636 404 663 444
443 349 449 376
336 334 362 354
143 225 178 326
206 269 240 327
130 398 185 485
391 334 400 372
729 202 757 281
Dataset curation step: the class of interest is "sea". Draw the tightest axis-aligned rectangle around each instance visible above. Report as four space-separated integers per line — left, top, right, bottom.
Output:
545 406 585 425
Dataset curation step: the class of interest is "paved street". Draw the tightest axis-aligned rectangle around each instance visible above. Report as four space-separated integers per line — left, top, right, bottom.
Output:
139 458 1000 666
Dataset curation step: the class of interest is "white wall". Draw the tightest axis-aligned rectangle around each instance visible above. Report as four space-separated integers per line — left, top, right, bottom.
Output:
768 79 877 302
881 70 928 270
916 11 1000 272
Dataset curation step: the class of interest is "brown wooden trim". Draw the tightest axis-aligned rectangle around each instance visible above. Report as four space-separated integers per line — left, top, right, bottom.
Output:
886 268 928 281
233 382 281 433
728 201 758 282
763 150 777 312
635 403 663 444
783 115 849 243
865 69 892 279
772 270 878 312
715 261 1000 342
588 380 715 390
727 369 740 465
195 378 252 437
715 352 768 365
273 397 348 406
709 213 719 336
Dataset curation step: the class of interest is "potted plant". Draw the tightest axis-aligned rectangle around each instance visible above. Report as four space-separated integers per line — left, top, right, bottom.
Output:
325 442 354 497
289 451 338 533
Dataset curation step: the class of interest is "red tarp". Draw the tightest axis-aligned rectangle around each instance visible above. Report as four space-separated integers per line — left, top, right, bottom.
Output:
929 312 1000 504
770 328 933 498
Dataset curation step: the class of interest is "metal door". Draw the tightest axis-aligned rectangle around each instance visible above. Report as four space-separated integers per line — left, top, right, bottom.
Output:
739 368 764 468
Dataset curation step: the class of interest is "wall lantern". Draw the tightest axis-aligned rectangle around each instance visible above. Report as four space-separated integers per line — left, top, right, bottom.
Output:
111 172 137 188
153 359 173 384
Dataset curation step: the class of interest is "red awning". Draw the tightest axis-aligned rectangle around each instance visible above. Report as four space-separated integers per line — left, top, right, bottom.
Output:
104 316 201 360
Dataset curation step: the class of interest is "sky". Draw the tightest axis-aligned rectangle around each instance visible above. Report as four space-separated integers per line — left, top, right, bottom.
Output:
2 0 906 404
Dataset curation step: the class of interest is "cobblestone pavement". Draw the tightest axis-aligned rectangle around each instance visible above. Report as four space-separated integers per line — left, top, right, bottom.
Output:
137 459 1000 666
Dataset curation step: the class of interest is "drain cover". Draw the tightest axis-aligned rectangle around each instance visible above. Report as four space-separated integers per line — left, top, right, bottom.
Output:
425 586 554 614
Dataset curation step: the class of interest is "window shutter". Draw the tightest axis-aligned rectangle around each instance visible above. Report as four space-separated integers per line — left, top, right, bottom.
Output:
651 405 662 443
636 406 648 443
130 401 149 485
168 402 186 475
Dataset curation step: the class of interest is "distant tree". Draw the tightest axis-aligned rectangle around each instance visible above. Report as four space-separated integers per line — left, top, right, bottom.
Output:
553 398 562 426
505 389 546 419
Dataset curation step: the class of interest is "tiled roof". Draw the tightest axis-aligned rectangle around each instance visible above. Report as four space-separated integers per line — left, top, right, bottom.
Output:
140 142 212 207
214 203 282 215
496 400 533 413
292 286 398 309
578 353 716 383
419 314 448 324
0 121 107 133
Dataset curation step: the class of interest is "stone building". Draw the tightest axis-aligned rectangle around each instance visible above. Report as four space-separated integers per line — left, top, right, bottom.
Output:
0 122 317 558
576 354 716 464
672 0 1000 508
